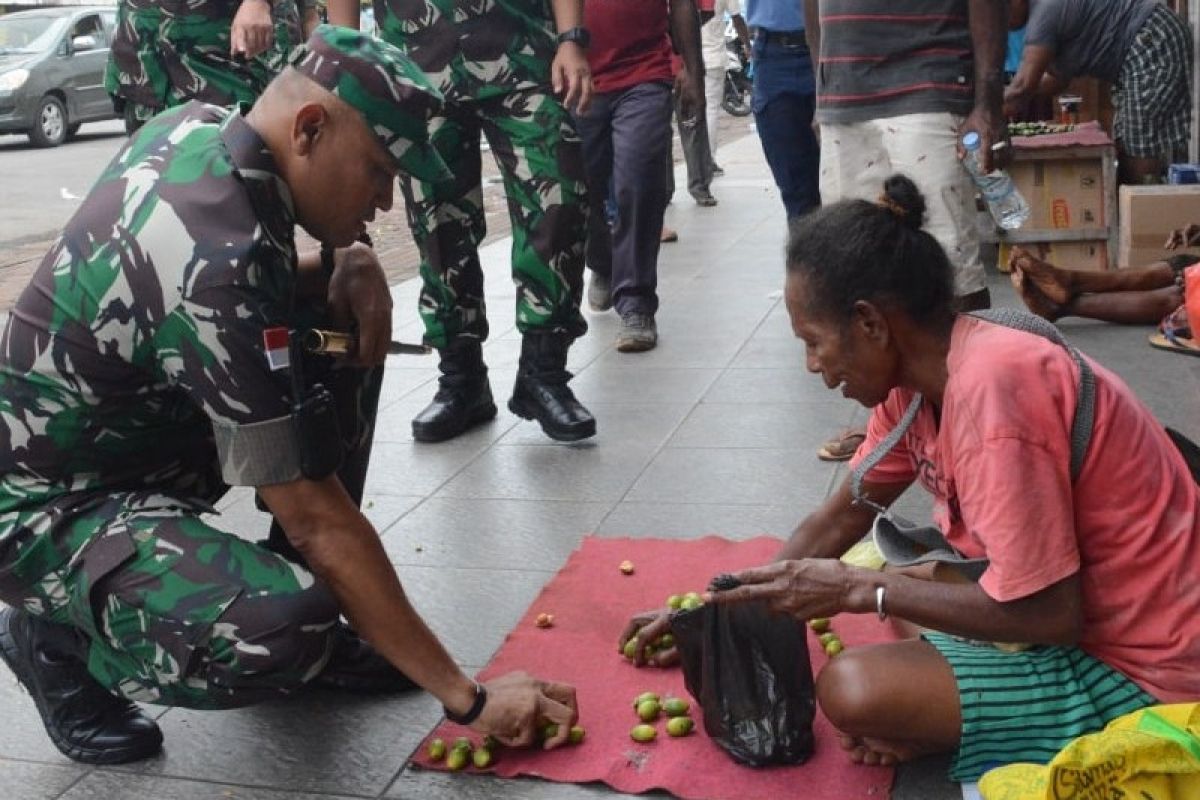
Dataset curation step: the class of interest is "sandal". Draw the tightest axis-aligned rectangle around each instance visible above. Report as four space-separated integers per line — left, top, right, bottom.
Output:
817 428 867 461
1149 305 1200 357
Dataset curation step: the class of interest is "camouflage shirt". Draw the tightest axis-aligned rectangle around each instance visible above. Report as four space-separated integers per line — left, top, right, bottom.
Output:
373 0 558 101
0 102 305 523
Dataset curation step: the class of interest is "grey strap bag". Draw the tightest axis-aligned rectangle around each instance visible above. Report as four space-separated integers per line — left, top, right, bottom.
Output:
848 309 1096 580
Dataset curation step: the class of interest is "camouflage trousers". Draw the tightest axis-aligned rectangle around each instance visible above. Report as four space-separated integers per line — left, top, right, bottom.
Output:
402 88 590 349
0 364 382 709
104 0 303 123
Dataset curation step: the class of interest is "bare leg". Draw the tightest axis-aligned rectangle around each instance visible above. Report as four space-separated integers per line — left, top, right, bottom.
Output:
817 640 961 767
1010 266 1065 321
1011 246 1176 299
1066 286 1183 325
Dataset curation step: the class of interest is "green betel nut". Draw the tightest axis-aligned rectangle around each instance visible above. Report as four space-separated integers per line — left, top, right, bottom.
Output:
472 748 493 769
427 738 447 761
540 723 559 740
631 724 657 743
666 594 683 609
453 736 472 752
637 699 661 722
569 725 586 744
446 748 469 771
666 716 695 737
633 691 659 708
623 638 638 660
663 697 690 717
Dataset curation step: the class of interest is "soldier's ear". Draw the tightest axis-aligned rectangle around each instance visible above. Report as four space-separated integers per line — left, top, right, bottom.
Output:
292 102 332 158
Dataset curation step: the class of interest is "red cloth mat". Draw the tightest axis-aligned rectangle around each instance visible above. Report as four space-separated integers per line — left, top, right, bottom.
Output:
1012 120 1112 150
411 535 898 799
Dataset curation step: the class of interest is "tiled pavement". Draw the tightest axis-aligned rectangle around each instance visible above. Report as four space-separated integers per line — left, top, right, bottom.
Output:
4 132 1200 800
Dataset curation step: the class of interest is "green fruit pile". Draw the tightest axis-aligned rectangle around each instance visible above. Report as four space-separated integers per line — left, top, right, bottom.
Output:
666 591 705 612
808 618 844 657
428 724 587 770
1007 121 1076 137
628 692 696 742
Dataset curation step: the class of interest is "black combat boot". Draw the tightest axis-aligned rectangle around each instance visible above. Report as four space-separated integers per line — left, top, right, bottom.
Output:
508 334 596 442
313 621 419 694
411 340 497 442
0 606 163 764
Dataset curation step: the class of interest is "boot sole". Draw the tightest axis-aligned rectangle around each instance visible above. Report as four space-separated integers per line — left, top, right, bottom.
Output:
0 610 163 765
411 403 498 443
507 397 597 442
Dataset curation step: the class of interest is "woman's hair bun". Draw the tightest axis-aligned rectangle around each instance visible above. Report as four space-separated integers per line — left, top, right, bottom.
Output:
880 174 926 230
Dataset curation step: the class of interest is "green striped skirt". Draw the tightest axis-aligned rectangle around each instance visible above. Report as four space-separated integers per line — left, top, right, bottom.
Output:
923 632 1156 782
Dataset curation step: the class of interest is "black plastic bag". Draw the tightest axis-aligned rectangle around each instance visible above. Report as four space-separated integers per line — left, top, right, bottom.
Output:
671 574 816 767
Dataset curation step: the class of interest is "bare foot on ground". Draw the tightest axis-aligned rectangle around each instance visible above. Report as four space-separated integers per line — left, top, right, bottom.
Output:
1008 247 1073 305
1010 266 1064 321
838 733 939 767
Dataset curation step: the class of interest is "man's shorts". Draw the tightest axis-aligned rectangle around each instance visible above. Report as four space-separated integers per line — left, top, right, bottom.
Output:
819 112 986 297
924 632 1156 782
1114 3 1193 162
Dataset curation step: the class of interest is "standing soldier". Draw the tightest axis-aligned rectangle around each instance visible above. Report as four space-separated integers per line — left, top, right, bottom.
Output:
328 0 598 443
105 0 320 130
0 28 578 765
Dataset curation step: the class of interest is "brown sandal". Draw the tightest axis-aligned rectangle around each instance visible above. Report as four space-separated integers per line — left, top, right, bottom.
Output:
817 428 866 461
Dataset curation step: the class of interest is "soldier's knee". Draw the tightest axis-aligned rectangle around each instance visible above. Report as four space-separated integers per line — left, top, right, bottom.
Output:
206 582 339 702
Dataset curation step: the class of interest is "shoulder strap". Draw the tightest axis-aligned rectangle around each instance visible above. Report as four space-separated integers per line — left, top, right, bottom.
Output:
849 310 1095 508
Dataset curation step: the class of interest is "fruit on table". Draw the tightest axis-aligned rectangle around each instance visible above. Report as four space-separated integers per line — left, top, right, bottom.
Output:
619 560 635 574
631 724 658 742
666 716 695 737
569 725 586 744
637 699 661 722
428 738 447 761
662 697 690 717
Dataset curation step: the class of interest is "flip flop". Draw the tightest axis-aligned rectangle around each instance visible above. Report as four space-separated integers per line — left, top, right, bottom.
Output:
817 429 866 461
1149 306 1200 357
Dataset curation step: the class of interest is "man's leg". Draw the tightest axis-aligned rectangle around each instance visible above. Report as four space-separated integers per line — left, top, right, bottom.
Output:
403 105 499 443
574 92 617 313
481 88 595 442
609 82 673 353
676 91 715 204
704 66 723 169
750 39 820 221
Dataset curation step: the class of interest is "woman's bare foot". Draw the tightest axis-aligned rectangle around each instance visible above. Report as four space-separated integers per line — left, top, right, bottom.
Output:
1009 247 1074 305
838 733 939 767
1011 266 1065 321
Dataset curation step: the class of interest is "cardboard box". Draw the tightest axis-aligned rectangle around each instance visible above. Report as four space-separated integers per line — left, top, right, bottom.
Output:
999 240 1108 272
1118 185 1200 267
1009 155 1107 231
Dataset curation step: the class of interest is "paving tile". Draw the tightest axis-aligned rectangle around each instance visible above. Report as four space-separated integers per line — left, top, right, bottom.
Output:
595 502 797 541
436 444 657 503
567 366 722 406
363 440 493 497
666 402 858 451
702 367 838 405
497 403 692 449
59 771 363 800
380 497 608 570
203 491 424 540
588 335 745 369
388 770 658 799
118 691 441 797
0 757 86 798
627 448 838 509
0 669 82 763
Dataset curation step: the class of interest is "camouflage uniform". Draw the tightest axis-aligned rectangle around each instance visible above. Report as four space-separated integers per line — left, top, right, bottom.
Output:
375 0 589 347
105 0 315 124
0 29 448 708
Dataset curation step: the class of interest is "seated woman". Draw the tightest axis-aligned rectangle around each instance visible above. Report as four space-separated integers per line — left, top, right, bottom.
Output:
1009 232 1200 354
620 176 1200 782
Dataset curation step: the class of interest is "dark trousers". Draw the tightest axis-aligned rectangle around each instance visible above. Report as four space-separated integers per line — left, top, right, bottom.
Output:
676 92 715 199
751 34 821 220
575 81 673 317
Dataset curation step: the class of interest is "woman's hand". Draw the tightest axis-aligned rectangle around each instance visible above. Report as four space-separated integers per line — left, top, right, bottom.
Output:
617 608 678 667
705 559 855 622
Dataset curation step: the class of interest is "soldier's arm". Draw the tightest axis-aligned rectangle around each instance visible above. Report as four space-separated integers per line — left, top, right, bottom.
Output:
327 0 361 30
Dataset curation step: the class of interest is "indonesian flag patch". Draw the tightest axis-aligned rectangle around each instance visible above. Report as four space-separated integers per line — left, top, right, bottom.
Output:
263 327 290 371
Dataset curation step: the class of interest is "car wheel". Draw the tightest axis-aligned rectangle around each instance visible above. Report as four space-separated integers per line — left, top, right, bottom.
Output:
28 95 68 147
66 122 82 140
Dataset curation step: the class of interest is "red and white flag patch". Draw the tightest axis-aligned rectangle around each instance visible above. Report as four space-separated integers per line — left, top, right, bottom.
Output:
263 327 290 371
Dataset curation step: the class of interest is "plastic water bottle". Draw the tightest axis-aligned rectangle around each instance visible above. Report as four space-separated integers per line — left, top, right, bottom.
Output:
961 131 1030 230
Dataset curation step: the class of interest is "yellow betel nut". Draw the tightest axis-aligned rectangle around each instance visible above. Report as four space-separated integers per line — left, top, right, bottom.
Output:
666 716 695 737
631 724 657 743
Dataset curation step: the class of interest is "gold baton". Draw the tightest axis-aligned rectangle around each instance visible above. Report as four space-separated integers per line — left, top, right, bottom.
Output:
303 329 431 356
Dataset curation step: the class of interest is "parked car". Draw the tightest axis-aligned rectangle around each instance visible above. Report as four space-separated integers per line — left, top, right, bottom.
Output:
0 6 119 147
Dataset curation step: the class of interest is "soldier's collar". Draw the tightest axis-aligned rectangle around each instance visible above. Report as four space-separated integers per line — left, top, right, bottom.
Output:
220 106 296 252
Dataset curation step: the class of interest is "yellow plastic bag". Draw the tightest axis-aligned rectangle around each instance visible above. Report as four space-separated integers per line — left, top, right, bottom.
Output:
979 703 1200 800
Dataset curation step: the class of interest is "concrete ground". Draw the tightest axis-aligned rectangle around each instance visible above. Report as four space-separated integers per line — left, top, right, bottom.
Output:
3 131 1199 800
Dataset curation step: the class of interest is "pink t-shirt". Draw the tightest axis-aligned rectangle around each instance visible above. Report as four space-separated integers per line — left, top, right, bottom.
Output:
849 315 1200 703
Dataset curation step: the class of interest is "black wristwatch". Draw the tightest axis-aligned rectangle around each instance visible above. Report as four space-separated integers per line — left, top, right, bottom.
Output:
444 681 488 725
557 26 590 49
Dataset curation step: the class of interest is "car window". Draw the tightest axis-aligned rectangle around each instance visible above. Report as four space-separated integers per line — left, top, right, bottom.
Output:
0 14 70 54
71 14 106 48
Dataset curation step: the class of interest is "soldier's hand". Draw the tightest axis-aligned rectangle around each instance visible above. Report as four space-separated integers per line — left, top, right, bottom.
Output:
232 0 275 60
473 671 578 749
552 42 593 115
326 243 393 366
